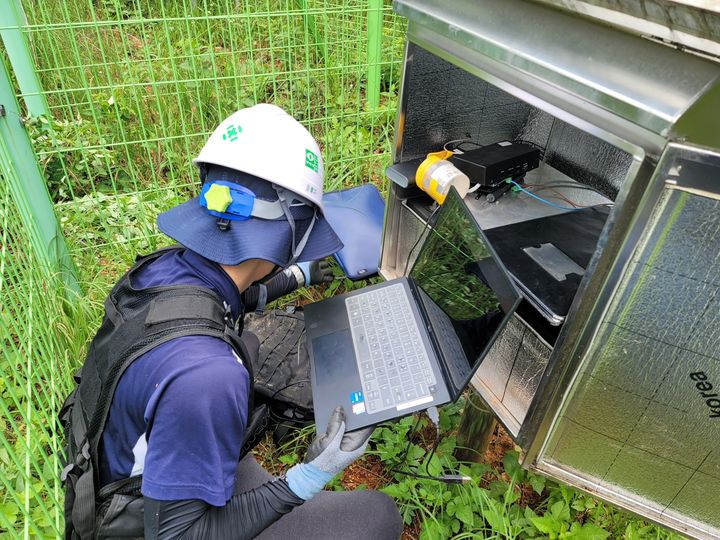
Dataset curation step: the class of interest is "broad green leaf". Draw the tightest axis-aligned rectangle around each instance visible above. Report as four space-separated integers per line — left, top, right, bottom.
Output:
488 480 511 501
0 503 19 525
530 515 561 535
455 503 474 526
426 454 443 477
420 519 447 540
381 483 409 499
528 472 547 495
550 500 570 521
278 453 298 466
482 498 508 532
569 522 610 540
502 450 525 483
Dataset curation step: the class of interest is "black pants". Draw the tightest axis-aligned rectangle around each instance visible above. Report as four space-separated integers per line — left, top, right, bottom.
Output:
234 455 403 540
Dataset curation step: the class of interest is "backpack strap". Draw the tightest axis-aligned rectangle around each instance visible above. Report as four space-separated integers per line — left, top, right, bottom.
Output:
61 383 95 539
90 288 255 464
140 289 259 450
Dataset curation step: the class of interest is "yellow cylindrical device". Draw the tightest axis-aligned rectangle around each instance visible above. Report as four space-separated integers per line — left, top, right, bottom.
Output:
415 150 470 204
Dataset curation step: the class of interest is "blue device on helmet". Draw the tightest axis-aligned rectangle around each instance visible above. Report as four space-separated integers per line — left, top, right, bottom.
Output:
200 181 256 221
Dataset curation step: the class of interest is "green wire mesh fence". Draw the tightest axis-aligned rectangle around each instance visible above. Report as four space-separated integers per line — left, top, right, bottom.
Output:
0 168 84 538
1 1 405 536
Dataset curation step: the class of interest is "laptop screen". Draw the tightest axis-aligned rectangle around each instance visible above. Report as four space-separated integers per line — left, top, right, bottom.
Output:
409 188 520 392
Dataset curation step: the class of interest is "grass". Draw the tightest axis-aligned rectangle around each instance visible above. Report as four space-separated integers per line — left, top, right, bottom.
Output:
252 397 685 540
0 0 690 538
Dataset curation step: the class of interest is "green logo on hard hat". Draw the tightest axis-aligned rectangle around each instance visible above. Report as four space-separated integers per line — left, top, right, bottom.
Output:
305 149 319 172
222 124 242 142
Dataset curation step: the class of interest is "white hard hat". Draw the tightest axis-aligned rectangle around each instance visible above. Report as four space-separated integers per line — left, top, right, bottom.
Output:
158 104 343 266
193 104 325 210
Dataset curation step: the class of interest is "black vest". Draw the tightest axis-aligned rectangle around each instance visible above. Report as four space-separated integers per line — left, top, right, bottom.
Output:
60 248 257 539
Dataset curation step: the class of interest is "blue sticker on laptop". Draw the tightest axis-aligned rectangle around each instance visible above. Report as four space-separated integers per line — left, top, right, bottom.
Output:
350 391 366 414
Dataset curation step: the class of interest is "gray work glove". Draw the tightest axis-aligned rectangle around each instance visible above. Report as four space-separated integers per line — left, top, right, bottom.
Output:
295 260 334 288
285 406 373 500
304 406 374 471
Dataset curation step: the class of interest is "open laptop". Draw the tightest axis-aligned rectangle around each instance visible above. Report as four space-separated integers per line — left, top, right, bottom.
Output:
304 188 522 431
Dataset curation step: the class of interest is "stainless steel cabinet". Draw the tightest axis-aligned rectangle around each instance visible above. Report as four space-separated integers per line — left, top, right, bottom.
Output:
383 1 720 537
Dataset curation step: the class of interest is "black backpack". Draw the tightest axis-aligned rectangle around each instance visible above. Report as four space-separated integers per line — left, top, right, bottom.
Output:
59 249 267 539
244 308 315 446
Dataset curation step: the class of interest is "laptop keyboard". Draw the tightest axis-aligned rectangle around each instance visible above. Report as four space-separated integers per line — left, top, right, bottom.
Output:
346 283 437 414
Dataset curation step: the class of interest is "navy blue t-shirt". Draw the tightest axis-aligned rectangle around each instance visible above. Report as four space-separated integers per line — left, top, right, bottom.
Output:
99 249 251 506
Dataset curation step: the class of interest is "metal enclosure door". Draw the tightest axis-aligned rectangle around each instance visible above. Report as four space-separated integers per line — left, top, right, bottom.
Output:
385 3 720 533
535 145 720 540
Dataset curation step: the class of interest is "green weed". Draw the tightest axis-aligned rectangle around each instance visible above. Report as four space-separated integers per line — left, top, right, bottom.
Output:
251 396 686 539
358 402 684 539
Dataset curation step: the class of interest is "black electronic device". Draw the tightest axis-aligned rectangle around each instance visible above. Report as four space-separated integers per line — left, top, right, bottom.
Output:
450 141 540 186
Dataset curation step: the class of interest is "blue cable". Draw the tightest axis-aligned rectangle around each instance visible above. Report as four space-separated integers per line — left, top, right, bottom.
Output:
506 179 580 212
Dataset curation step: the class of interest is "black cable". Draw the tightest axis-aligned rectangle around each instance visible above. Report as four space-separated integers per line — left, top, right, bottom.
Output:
423 432 441 478
395 415 423 464
269 379 311 401
388 415 429 480
512 139 545 160
390 468 462 483
388 413 470 484
402 204 441 277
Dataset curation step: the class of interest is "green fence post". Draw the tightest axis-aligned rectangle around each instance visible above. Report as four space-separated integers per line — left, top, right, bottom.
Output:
0 0 50 118
366 0 383 110
0 59 79 295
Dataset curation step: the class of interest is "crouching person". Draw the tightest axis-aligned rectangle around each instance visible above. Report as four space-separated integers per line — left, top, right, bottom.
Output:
60 104 403 539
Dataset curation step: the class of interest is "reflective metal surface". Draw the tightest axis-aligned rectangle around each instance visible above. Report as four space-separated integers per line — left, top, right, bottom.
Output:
463 163 613 230
535 0 720 58
394 0 720 152
536 145 720 540
381 38 641 434
380 188 432 281
474 316 552 435
384 1 720 533
385 161 614 227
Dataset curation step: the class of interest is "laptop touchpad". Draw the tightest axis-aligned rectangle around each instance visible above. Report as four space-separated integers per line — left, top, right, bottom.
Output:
312 329 357 387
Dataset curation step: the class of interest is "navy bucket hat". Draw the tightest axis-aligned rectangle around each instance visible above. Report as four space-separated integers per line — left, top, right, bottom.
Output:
157 166 343 266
